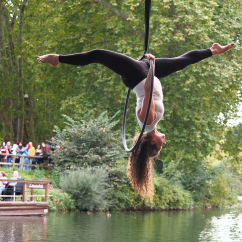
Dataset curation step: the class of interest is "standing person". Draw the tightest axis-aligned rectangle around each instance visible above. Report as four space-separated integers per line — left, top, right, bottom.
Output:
5 141 12 168
41 143 51 168
15 142 24 169
27 142 35 170
12 143 18 166
48 137 57 165
48 137 55 151
22 143 35 171
0 171 7 195
38 43 234 198
21 143 29 170
0 142 8 165
34 144 42 165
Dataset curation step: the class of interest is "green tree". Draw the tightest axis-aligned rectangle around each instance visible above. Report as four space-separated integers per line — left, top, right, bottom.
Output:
0 0 241 170
222 124 242 173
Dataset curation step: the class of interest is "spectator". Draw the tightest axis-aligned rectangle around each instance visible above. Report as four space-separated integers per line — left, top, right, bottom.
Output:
48 136 60 151
12 143 18 156
0 142 8 165
11 171 21 179
41 143 51 168
15 142 24 169
21 143 29 170
48 137 56 164
33 144 42 165
0 171 7 195
48 136 56 152
10 171 22 186
5 141 13 168
22 142 35 170
27 142 35 170
12 143 18 166
42 142 51 153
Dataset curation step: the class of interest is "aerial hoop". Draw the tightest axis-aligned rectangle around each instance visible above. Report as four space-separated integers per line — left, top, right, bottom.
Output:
122 0 153 152
122 59 154 152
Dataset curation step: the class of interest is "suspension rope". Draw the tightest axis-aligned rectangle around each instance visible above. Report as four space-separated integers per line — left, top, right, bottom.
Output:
122 0 154 152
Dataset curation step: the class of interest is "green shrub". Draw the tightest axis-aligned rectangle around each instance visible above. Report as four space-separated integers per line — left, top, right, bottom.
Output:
208 167 240 206
178 162 218 205
60 167 108 210
105 166 145 210
50 165 62 188
48 189 76 211
153 175 194 209
52 111 125 169
209 175 231 206
32 167 46 180
225 168 242 196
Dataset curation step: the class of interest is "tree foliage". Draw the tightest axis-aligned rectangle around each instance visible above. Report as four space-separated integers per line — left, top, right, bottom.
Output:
0 0 241 174
222 124 242 173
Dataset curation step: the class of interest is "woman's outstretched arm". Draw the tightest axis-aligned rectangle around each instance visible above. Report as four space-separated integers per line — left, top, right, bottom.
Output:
137 54 156 124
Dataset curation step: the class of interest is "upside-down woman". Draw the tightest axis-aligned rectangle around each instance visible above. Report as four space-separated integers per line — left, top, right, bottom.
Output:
38 43 234 198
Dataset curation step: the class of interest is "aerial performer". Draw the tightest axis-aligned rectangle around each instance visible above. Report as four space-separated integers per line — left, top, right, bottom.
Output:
38 43 234 198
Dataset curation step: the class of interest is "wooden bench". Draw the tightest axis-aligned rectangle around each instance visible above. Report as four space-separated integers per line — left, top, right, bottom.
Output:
0 179 51 216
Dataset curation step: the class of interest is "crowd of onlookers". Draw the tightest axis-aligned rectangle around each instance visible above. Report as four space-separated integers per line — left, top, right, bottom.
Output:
0 137 58 170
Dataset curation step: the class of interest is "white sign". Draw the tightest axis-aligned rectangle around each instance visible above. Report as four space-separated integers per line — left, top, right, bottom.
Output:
29 184 44 189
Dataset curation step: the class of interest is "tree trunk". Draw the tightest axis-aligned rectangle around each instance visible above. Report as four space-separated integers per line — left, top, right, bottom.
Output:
16 1 27 143
0 2 12 141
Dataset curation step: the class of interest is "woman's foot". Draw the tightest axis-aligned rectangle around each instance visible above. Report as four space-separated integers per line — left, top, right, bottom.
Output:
210 43 234 56
37 54 60 66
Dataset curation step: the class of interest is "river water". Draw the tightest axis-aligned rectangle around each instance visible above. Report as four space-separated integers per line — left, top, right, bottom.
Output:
0 207 242 242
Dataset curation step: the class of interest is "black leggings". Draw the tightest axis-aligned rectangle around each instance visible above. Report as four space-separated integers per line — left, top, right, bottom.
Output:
59 48 212 89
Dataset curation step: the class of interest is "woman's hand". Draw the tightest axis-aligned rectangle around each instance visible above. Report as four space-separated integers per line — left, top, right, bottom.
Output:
210 43 234 56
145 53 155 91
146 53 155 67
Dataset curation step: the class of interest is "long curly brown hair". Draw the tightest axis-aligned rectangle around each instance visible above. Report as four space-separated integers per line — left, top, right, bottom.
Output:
127 132 160 199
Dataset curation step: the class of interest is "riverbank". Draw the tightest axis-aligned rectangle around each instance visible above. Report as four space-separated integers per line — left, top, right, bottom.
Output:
1 166 241 213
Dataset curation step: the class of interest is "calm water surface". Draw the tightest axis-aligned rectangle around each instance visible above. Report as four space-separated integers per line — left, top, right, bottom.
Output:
0 207 242 242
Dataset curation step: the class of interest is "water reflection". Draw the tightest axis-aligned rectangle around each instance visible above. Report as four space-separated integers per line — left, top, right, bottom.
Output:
0 208 242 241
0 216 47 242
199 209 242 242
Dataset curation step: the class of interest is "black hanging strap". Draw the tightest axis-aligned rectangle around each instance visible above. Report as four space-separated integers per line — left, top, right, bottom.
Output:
140 0 151 60
122 0 154 152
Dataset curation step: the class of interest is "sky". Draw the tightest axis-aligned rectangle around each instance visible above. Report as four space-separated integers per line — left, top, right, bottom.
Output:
226 103 242 126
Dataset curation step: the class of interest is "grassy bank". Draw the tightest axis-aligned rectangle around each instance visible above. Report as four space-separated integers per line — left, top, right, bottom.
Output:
1 161 241 212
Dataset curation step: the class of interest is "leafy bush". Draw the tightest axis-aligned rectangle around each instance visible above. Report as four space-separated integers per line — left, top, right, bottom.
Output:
153 175 194 209
60 167 108 210
105 167 195 211
105 166 144 210
50 165 62 188
52 111 125 169
32 167 46 180
48 189 76 211
179 162 218 204
209 175 233 206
